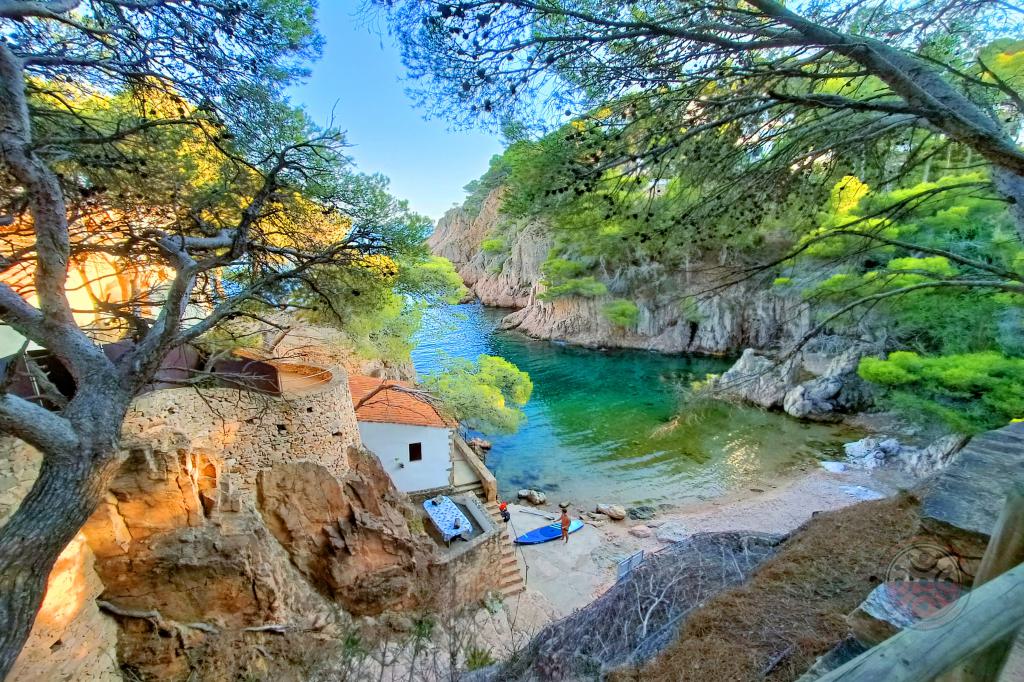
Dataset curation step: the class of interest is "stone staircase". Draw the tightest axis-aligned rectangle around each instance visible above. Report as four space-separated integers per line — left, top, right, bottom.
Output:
480 494 526 599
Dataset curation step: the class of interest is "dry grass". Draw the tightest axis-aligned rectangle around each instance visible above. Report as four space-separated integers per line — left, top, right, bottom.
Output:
613 491 922 682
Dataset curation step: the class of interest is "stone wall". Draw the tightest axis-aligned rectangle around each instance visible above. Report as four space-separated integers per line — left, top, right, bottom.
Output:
426 494 508 608
123 370 360 499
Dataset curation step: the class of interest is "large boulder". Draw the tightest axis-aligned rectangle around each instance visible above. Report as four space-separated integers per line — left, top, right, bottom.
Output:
717 341 875 420
518 488 547 505
257 450 437 616
596 503 627 520
716 348 799 409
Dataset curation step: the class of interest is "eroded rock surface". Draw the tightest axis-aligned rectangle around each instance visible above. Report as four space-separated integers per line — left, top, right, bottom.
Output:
256 455 436 616
714 342 874 421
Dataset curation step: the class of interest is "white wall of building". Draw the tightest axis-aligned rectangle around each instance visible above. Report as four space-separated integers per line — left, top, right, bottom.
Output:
357 421 453 493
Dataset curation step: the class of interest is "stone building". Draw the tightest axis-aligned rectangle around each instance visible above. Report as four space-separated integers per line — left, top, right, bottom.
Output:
2 342 524 681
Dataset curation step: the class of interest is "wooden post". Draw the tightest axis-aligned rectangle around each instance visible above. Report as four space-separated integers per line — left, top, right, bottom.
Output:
940 484 1024 682
817 562 1024 682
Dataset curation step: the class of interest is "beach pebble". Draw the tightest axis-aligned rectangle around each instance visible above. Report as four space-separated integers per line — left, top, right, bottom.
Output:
627 505 657 520
596 503 627 520
655 521 690 543
820 461 848 473
629 525 653 538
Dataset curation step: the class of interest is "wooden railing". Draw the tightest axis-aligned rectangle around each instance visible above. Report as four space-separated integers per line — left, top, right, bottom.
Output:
821 485 1024 682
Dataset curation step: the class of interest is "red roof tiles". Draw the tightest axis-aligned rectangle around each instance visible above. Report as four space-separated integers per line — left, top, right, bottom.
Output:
348 374 453 428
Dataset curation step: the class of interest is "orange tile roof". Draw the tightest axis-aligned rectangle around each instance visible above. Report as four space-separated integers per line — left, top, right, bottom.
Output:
348 374 454 428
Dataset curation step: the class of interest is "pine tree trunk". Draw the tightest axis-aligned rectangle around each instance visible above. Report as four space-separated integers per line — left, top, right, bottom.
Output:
0 445 120 679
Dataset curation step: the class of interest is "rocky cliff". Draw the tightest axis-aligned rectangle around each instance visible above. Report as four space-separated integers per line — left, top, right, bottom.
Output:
430 189 810 355
2 361 443 681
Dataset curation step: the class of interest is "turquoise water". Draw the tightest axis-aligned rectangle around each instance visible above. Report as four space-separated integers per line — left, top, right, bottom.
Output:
412 303 858 508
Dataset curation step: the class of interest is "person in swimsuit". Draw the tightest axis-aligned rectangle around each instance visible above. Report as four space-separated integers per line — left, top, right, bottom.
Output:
560 507 571 543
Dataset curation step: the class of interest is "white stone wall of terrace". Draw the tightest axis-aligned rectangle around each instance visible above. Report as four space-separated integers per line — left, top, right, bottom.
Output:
123 367 361 496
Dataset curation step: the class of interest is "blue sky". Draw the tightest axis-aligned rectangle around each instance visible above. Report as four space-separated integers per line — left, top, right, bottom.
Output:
288 2 503 222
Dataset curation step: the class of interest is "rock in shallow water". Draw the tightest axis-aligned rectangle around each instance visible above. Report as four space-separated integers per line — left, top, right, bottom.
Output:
518 489 547 505
839 484 886 501
844 436 902 468
629 525 653 538
627 505 657 520
596 503 626 520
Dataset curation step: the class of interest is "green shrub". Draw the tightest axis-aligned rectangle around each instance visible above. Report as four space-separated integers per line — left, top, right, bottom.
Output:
858 351 1024 433
540 276 608 299
481 238 505 254
602 299 640 327
540 257 585 283
465 645 496 671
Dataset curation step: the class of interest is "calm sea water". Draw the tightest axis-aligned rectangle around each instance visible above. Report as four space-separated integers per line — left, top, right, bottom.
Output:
412 303 857 507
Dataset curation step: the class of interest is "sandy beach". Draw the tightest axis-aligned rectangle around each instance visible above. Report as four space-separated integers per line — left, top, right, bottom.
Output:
503 464 911 618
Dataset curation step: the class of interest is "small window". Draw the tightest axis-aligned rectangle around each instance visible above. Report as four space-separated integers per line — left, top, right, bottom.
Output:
408 442 423 462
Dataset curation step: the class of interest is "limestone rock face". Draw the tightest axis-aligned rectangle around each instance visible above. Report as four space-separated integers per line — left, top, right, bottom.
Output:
431 188 809 355
82 439 340 630
717 348 800 409
429 190 547 309
256 452 436 616
716 342 874 421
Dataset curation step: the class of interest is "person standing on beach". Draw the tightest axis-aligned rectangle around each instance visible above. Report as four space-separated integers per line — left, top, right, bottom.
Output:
560 507 571 543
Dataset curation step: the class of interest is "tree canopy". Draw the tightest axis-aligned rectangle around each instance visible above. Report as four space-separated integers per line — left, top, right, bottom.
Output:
421 354 533 434
383 0 1024 432
381 0 1024 239
0 1 446 673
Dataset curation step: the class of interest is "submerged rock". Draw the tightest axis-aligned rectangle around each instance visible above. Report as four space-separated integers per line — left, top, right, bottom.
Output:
629 525 653 538
627 505 657 520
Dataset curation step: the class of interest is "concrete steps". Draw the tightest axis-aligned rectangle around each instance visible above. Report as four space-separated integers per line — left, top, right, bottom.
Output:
482 498 525 598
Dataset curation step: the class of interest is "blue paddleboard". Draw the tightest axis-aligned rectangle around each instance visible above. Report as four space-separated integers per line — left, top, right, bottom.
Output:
515 519 584 545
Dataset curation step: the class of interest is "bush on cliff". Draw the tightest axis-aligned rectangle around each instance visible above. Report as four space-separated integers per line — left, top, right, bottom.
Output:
602 299 640 328
859 351 1024 433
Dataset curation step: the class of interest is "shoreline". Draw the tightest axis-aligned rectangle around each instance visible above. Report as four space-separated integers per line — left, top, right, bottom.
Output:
503 463 912 619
